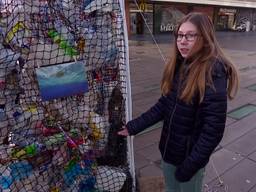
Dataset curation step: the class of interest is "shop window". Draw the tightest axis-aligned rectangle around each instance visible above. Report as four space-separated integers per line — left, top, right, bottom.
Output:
154 4 185 34
216 8 236 31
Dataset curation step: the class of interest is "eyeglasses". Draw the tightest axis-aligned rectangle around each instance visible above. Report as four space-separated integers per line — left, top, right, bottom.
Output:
176 33 199 42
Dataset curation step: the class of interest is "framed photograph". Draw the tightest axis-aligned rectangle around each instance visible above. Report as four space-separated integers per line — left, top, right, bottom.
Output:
36 61 88 101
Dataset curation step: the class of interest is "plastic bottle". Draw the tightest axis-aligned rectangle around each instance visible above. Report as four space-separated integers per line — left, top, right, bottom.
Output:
0 166 12 190
11 142 44 159
48 30 78 57
9 160 33 180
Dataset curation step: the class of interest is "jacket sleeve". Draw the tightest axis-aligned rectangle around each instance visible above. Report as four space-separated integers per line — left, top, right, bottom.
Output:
126 95 166 135
175 63 228 182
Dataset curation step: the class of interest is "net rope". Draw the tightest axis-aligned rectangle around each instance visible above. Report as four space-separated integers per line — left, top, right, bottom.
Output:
0 0 131 191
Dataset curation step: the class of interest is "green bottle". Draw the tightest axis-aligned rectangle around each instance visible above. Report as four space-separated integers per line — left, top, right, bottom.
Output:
48 29 78 57
24 144 37 155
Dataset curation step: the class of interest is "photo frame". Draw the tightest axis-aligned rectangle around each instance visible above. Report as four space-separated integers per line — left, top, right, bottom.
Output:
36 61 88 101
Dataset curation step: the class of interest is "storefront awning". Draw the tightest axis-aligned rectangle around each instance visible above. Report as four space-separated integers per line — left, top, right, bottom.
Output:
150 0 256 8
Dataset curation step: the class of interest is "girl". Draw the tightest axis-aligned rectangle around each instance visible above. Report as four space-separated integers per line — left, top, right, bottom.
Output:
118 12 239 192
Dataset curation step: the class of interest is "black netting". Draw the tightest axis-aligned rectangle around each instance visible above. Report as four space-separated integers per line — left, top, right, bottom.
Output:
0 0 131 191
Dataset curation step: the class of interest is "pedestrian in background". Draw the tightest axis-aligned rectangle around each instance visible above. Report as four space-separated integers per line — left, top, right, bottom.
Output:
118 12 240 192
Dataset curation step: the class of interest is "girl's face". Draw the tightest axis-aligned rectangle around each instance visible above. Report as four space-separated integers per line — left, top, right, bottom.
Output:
176 21 202 58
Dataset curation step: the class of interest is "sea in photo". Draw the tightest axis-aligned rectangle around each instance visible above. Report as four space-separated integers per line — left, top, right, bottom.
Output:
36 61 88 101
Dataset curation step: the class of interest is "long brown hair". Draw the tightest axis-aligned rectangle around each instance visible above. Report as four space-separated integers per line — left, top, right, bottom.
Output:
161 12 239 103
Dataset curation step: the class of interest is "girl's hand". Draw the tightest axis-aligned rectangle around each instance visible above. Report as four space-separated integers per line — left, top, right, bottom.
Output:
117 127 130 136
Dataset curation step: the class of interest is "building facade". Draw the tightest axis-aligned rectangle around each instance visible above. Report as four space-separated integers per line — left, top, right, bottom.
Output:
126 0 256 35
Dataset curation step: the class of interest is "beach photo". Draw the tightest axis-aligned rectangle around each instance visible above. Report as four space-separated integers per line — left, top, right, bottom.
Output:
36 61 88 101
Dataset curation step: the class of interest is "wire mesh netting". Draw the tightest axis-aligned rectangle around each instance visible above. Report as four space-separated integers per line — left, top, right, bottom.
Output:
0 0 132 191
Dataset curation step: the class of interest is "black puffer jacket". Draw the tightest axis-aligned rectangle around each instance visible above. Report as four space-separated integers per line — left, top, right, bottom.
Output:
126 61 228 182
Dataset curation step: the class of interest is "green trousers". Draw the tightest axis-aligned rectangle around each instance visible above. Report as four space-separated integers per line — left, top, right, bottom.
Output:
162 160 204 192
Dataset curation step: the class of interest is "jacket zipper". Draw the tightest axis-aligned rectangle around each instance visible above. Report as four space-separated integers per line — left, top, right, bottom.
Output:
163 98 178 159
162 63 188 160
163 77 181 159
186 135 191 156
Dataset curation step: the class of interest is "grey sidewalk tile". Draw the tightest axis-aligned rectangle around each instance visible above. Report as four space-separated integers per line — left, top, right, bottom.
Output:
130 73 161 85
247 84 256 91
132 107 147 119
131 85 147 95
132 92 159 108
131 90 159 102
225 128 256 156
134 127 161 151
228 104 256 120
139 164 163 177
136 142 161 163
226 117 236 126
131 92 160 118
227 88 256 112
203 148 244 183
134 152 151 170
138 176 165 192
138 122 163 135
131 80 160 89
249 151 256 162
220 112 256 146
240 75 256 88
133 88 160 99
206 159 256 192
249 185 256 192
240 66 256 74
132 102 157 118
240 78 256 89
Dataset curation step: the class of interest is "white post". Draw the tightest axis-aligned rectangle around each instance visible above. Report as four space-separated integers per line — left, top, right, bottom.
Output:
119 0 136 191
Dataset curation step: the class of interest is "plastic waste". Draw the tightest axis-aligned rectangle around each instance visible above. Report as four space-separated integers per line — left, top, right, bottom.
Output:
84 0 113 13
48 30 78 57
95 166 126 192
10 160 33 180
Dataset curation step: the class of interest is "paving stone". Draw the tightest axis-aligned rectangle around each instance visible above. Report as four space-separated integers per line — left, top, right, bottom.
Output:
138 122 163 135
228 104 256 120
132 107 148 118
132 71 161 82
134 127 161 151
227 88 256 112
207 159 256 192
251 100 256 105
248 151 256 162
240 76 253 87
139 164 163 177
132 92 159 109
131 77 161 89
247 84 256 91
131 91 158 103
131 91 160 118
240 66 256 77
155 159 162 167
137 176 165 192
249 185 256 192
136 142 161 163
203 148 244 183
240 77 256 89
134 152 151 170
221 113 256 146
226 117 236 126
131 85 146 96
225 128 256 156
